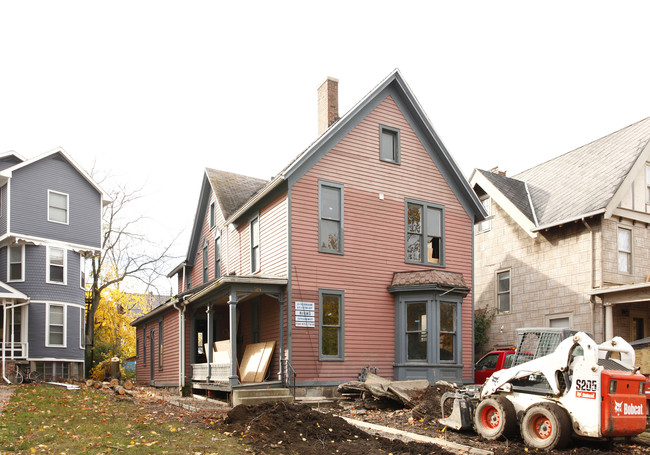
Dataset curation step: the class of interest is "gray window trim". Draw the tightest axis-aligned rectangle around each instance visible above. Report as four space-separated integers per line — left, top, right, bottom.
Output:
158 317 164 371
396 293 461 365
202 237 209 283
209 202 215 229
319 288 345 361
318 180 344 255
142 323 147 366
250 213 260 273
404 198 445 267
214 229 222 279
379 124 401 164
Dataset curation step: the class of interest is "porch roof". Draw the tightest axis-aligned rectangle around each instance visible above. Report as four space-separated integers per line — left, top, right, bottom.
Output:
387 270 469 294
587 281 650 305
0 281 29 302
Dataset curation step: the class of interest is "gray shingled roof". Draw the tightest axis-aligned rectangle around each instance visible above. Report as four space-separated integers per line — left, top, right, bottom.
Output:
477 170 536 224
205 168 268 219
481 117 650 229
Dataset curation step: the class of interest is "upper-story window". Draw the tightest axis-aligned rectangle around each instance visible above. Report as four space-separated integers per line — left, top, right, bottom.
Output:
319 181 344 254
618 226 632 273
80 256 87 289
202 238 209 283
250 216 260 272
497 270 511 313
215 230 222 279
406 200 444 266
48 190 69 224
47 246 66 284
379 125 400 164
645 164 650 213
209 202 215 229
8 245 24 282
477 197 491 233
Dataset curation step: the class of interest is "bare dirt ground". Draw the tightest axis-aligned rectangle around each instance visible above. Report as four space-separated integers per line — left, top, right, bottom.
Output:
131 384 650 455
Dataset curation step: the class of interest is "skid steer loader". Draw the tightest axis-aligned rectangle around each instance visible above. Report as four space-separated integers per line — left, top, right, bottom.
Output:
440 329 647 450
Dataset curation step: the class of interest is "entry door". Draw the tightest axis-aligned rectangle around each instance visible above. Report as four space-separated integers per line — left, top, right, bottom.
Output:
150 329 155 381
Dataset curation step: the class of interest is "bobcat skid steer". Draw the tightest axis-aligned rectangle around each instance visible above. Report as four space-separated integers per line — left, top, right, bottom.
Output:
440 331 647 450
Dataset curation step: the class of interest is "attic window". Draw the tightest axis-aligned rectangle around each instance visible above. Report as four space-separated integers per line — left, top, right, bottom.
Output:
477 197 491 233
48 190 69 224
380 125 400 164
210 202 215 228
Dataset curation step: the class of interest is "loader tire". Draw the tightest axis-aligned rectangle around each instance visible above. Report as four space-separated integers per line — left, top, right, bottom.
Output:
521 403 571 450
474 395 517 440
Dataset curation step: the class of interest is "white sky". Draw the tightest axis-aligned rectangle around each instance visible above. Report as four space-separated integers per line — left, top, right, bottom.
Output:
2 1 650 290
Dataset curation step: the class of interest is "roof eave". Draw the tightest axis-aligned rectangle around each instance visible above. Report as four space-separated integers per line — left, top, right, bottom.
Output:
531 209 606 232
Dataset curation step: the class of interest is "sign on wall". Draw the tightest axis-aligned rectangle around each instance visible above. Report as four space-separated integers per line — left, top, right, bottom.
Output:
295 301 315 327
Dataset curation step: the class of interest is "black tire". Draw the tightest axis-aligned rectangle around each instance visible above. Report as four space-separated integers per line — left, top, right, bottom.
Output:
28 370 41 383
7 369 23 385
520 403 572 450
474 395 517 440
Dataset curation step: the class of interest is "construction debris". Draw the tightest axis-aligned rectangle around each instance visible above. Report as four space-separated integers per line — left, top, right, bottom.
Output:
338 373 429 408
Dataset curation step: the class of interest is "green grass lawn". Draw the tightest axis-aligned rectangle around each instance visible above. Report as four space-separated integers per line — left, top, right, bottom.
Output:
0 384 250 454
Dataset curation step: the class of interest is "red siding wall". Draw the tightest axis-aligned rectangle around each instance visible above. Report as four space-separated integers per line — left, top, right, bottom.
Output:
290 95 474 382
135 309 180 386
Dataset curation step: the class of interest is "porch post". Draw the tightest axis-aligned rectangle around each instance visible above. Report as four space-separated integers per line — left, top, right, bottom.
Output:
278 291 285 383
605 303 614 340
228 290 240 386
206 305 214 382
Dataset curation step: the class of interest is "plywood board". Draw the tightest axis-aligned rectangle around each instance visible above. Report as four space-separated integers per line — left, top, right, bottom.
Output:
240 341 275 383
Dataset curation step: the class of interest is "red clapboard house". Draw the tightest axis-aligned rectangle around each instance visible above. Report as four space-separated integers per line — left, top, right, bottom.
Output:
131 70 486 401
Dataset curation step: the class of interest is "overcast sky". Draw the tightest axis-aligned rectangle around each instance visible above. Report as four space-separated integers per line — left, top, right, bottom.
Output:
2 1 650 290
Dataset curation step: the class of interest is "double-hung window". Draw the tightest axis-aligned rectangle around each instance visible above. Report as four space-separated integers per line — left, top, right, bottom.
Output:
379 125 400 163
158 318 164 370
646 164 650 213
209 202 215 229
477 197 491 233
406 301 427 361
202 238 209 283
319 181 343 253
406 200 444 265
497 270 511 313
250 216 260 272
48 190 69 224
8 245 24 282
618 227 632 273
47 304 65 347
214 230 222 279
319 290 344 360
439 302 457 361
47 247 66 284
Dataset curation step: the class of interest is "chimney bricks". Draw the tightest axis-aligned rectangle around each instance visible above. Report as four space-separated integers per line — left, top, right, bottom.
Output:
317 77 339 135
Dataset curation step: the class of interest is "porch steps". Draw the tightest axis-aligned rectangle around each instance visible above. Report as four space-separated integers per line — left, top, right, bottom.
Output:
232 387 294 406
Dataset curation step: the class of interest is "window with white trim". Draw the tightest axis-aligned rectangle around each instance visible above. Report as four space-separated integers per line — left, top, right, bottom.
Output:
477 197 491 233
497 270 511 313
80 256 87 289
47 304 66 347
80 307 85 349
8 245 24 282
618 227 632 273
48 190 69 224
47 247 66 284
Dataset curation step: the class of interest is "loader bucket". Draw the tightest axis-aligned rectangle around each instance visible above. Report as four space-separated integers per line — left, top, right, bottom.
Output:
438 392 474 430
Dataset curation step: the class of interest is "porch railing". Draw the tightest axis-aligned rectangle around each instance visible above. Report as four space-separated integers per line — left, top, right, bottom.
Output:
283 359 297 398
191 362 230 384
2 342 27 359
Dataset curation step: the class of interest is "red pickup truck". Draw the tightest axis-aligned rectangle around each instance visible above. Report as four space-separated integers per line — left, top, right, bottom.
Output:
474 347 516 384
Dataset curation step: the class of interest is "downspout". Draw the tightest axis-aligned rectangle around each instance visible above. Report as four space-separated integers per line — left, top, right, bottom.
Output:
582 218 597 337
286 186 293 385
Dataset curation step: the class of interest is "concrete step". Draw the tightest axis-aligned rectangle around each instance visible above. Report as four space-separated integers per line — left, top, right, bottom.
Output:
235 394 295 406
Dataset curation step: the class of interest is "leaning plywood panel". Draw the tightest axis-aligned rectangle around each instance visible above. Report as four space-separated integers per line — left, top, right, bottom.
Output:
253 341 276 382
240 341 276 383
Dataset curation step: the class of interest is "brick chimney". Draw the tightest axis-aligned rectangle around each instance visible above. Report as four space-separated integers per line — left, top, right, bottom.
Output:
489 166 507 176
317 77 339 135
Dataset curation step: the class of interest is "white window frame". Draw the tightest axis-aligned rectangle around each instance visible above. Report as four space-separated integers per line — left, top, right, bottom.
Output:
47 246 67 285
496 269 511 313
617 226 632 274
80 255 87 289
80 306 85 349
46 303 67 348
477 196 491 233
7 244 25 282
47 190 69 225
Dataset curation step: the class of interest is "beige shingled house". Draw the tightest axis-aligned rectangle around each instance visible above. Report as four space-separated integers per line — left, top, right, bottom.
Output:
470 117 650 356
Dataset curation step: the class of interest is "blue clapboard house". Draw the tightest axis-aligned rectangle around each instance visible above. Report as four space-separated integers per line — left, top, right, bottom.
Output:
0 147 107 381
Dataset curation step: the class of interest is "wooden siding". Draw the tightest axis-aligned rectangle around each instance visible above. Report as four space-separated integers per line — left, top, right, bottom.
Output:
134 310 180 386
290 95 474 383
259 193 288 277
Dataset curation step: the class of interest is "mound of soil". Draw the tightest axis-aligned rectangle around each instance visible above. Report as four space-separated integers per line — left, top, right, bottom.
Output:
224 401 451 455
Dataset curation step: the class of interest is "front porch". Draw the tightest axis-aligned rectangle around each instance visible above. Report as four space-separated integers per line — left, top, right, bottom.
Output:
177 275 289 399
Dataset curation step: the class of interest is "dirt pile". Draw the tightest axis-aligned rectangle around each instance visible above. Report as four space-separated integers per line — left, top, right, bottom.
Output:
223 400 451 455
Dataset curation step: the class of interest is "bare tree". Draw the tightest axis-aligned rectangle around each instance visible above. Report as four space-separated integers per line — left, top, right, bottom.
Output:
85 180 176 374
